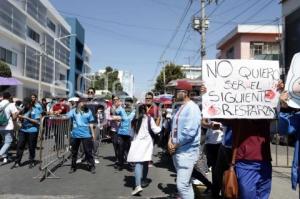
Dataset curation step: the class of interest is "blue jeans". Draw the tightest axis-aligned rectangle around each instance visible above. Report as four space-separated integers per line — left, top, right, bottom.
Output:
235 161 272 199
134 162 149 187
172 149 199 199
0 130 13 157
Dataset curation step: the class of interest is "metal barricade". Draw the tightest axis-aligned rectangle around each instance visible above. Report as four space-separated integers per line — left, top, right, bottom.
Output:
270 120 294 168
34 115 72 179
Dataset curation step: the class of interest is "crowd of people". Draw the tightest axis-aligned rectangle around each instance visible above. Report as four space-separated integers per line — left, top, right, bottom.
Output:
0 79 299 199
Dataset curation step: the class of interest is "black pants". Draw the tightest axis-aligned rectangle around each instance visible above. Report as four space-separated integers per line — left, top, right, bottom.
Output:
15 131 38 164
206 143 221 197
215 145 232 198
71 137 94 169
116 134 131 167
110 131 118 161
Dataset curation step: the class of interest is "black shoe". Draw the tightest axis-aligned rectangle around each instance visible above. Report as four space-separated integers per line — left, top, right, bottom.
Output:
90 166 96 174
69 167 76 174
141 179 152 188
11 162 21 169
28 161 36 169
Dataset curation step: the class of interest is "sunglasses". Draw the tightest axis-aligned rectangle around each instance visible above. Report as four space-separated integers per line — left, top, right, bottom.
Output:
87 91 94 94
145 97 153 100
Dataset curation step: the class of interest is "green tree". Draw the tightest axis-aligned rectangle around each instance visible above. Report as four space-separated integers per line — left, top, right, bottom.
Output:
0 61 12 77
0 61 12 92
154 63 185 94
93 66 123 93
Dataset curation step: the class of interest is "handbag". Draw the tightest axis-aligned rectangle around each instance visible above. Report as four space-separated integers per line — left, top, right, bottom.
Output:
222 122 240 199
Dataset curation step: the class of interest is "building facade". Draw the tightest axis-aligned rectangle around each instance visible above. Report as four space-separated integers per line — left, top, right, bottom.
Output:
217 25 281 61
0 0 72 98
180 65 201 79
282 0 300 74
66 18 92 97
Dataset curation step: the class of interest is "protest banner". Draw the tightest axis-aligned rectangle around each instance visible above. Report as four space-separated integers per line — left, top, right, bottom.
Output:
285 53 300 109
202 59 280 119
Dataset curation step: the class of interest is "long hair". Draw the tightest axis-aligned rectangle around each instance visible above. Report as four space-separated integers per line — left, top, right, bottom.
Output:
131 104 147 135
20 97 33 117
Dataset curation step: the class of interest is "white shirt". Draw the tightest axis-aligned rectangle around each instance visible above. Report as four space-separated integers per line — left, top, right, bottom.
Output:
205 120 224 144
0 100 18 130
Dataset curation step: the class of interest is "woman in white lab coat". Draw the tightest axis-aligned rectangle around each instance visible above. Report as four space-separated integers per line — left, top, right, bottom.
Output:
127 104 161 196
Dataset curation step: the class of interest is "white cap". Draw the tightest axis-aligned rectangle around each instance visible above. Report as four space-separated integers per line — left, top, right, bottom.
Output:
68 97 79 102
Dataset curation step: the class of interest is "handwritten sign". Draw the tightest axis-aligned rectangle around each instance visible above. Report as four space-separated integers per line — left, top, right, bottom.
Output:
202 59 280 119
285 53 300 109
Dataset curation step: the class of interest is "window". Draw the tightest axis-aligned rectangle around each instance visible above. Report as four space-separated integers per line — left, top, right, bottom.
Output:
0 47 17 66
59 74 65 80
27 27 40 43
250 42 280 60
47 18 56 33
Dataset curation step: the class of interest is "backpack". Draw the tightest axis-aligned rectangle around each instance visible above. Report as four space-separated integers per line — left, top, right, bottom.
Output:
0 102 10 126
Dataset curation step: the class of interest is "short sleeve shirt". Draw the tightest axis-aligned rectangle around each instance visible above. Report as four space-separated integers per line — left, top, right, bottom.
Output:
67 109 94 138
0 100 18 131
20 106 41 133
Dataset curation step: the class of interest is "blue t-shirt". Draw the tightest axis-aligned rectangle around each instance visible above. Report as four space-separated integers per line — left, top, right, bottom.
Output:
115 106 135 136
67 108 94 138
20 107 41 133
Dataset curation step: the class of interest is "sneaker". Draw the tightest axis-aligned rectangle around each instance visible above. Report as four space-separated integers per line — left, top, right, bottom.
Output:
141 179 152 188
94 159 100 164
69 167 76 174
76 158 82 164
192 179 204 186
90 166 96 174
28 162 35 169
131 185 143 196
11 162 21 169
2 158 7 164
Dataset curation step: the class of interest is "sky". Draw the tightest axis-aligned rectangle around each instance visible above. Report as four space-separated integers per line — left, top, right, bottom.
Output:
50 0 281 99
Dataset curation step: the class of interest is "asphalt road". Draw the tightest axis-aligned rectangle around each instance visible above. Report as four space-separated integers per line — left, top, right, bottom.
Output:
0 143 298 199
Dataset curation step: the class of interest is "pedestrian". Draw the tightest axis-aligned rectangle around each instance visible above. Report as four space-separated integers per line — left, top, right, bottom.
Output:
202 119 224 197
108 95 120 163
67 99 96 174
127 104 161 196
31 94 43 115
111 95 135 170
168 80 202 199
277 81 300 191
11 97 41 169
0 92 18 163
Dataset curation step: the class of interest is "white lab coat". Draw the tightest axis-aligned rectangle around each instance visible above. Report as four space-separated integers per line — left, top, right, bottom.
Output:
127 116 161 162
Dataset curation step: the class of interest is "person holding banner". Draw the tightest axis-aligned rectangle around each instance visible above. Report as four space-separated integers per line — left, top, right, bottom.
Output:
67 99 96 174
277 79 300 191
168 80 201 199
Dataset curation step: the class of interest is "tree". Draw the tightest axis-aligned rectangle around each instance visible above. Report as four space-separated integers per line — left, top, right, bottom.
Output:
0 61 12 77
154 63 185 94
93 66 123 93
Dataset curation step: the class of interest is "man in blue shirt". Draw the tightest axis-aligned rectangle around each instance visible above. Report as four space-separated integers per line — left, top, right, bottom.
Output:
111 95 135 170
67 99 96 174
168 80 201 199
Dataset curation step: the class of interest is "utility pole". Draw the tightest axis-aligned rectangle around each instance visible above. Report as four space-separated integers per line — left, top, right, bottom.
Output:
200 0 206 61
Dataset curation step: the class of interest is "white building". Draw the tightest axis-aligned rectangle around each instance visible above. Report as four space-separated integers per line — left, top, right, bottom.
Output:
181 65 201 79
0 0 72 98
95 69 135 97
118 70 134 97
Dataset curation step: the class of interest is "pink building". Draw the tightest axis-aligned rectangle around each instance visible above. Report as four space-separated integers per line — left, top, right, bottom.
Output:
217 25 282 60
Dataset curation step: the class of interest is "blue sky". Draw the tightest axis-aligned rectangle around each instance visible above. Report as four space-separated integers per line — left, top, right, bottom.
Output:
50 0 281 98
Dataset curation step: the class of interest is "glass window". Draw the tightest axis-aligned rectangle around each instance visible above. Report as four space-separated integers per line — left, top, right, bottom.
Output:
11 52 17 66
47 18 56 33
0 47 17 66
27 27 40 43
0 47 6 61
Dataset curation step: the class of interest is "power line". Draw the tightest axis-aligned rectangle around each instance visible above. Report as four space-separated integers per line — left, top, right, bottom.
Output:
208 0 261 34
152 0 194 82
207 0 226 17
173 23 192 62
59 10 179 32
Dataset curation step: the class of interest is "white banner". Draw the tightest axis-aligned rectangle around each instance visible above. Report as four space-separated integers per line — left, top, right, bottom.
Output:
285 53 300 109
202 59 280 119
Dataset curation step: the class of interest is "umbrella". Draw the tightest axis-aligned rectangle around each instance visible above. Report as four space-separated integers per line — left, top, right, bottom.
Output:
0 77 22 85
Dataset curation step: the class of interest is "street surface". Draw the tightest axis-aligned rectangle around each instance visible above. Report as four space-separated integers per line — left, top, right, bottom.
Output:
0 143 298 199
